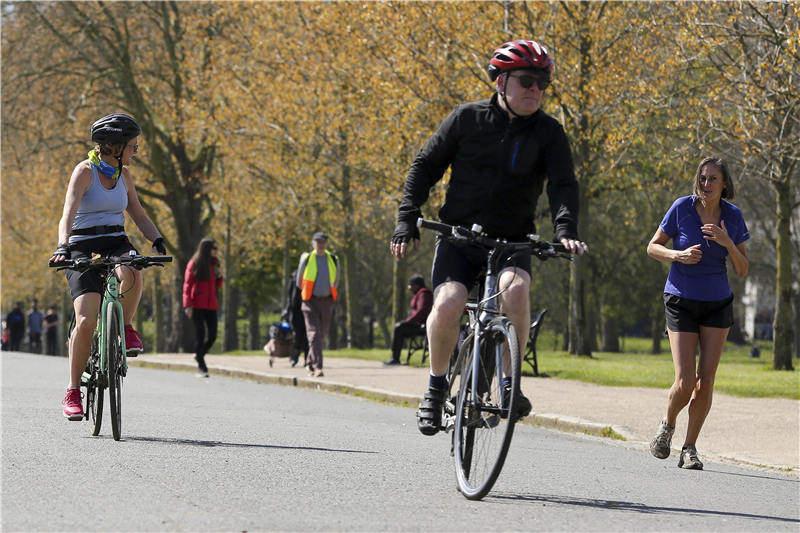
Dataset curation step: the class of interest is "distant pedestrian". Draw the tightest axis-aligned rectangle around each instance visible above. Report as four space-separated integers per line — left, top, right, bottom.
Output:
385 275 433 366
28 300 44 354
44 306 60 356
283 270 309 367
1 320 9 351
5 302 25 352
296 232 338 378
183 238 223 378
646 157 750 470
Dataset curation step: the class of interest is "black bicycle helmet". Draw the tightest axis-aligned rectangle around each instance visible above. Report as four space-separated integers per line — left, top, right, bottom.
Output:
90 113 141 145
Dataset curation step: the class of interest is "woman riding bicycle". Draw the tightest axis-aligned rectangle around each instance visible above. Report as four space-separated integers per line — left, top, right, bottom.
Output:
50 113 166 420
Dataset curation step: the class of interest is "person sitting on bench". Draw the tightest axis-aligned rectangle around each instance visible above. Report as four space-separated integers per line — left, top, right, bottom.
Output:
385 275 433 366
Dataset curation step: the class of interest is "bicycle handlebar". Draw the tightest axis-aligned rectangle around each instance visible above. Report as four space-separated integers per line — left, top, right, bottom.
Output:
48 254 173 271
417 218 573 261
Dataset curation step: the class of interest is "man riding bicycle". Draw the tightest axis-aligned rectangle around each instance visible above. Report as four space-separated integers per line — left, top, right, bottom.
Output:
390 40 587 436
50 113 166 420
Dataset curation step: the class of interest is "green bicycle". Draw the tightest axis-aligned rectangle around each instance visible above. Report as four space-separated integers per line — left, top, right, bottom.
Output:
51 253 171 440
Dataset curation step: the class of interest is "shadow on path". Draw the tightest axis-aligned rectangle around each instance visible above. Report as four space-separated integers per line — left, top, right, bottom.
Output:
702 467 798 483
96 435 379 454
489 493 800 524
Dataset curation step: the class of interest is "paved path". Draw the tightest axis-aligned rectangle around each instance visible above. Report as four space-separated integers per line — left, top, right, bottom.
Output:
137 353 800 472
2 353 799 531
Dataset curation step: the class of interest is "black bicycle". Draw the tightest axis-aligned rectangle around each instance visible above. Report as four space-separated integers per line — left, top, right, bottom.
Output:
418 218 572 500
50 253 171 440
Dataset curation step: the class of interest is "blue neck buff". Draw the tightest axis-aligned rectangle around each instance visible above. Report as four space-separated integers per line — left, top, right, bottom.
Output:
88 150 121 179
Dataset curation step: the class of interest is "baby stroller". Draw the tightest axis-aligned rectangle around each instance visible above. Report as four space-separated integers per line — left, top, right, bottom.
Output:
263 321 294 368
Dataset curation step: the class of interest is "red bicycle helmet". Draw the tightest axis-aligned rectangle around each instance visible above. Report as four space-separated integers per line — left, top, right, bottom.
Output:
488 40 553 81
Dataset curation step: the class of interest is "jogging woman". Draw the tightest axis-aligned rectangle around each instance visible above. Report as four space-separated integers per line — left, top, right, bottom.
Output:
646 157 749 469
50 113 166 420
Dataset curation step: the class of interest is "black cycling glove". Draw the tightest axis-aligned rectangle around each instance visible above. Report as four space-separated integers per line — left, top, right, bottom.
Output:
53 243 71 257
391 221 420 245
152 237 167 255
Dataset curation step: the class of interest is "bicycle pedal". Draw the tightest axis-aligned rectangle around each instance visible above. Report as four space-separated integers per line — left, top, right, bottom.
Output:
443 415 455 433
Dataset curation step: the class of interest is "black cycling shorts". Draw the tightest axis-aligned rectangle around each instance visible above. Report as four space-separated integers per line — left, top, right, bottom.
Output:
431 236 531 292
65 236 138 300
663 293 734 333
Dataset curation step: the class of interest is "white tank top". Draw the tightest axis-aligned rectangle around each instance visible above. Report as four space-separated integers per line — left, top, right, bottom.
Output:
69 164 128 244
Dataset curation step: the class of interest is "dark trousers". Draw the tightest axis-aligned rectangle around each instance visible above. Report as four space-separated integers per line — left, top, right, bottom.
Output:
28 332 42 354
9 332 23 352
301 296 334 370
46 330 58 356
192 309 218 371
391 322 425 362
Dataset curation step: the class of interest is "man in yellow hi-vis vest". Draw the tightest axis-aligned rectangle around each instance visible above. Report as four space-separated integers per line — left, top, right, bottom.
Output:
295 232 338 377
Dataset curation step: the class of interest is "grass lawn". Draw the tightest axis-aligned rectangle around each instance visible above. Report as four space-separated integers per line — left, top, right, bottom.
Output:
227 335 799 400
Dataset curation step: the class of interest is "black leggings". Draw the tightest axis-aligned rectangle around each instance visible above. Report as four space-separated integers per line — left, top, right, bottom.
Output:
192 309 218 369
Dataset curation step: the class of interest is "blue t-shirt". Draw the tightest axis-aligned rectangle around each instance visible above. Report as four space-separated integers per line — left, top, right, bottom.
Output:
659 195 749 301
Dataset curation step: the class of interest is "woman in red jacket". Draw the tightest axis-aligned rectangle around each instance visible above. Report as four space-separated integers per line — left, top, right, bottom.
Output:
183 238 223 377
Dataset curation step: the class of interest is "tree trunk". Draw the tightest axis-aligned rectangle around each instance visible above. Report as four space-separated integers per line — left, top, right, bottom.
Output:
167 264 193 353
247 296 260 350
651 303 662 355
366 309 375 348
600 307 620 352
772 180 794 370
567 7 593 357
153 270 165 353
223 283 240 351
568 257 592 356
60 289 70 357
587 292 598 352
391 259 404 329
341 250 353 348
282 239 291 310
378 316 391 349
793 287 800 359
329 306 340 350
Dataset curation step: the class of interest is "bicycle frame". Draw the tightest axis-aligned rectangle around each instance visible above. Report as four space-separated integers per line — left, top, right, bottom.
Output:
467 247 508 412
100 269 127 375
80 268 127 385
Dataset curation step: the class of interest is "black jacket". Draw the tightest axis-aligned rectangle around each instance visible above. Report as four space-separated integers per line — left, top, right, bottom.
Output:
397 94 580 241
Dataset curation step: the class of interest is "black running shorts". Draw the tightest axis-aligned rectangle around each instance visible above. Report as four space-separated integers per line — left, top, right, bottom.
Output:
431 236 532 292
663 293 734 333
66 236 138 300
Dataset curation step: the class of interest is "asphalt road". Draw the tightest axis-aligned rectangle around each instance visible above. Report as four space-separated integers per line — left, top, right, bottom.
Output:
3 352 798 532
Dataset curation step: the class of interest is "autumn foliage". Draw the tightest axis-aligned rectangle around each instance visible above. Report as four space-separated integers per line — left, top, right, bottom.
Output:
1 2 797 365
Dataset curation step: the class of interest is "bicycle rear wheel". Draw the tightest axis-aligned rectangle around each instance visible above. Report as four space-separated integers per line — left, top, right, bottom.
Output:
106 305 124 441
454 318 520 500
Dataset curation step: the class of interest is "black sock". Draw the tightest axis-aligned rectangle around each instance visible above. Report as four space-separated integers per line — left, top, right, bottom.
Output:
502 377 512 388
429 373 448 390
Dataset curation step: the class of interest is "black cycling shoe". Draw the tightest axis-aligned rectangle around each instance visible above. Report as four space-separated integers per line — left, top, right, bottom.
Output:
502 385 532 419
416 387 447 436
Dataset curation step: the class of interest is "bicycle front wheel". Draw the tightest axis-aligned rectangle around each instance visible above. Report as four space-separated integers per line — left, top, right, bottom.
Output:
87 349 104 436
106 305 124 441
454 317 520 500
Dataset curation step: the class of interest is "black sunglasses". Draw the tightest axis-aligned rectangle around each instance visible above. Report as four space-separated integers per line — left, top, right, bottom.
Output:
509 73 550 90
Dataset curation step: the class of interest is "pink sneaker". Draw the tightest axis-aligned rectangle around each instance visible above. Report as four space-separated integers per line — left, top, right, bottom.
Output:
124 324 143 356
62 388 83 420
